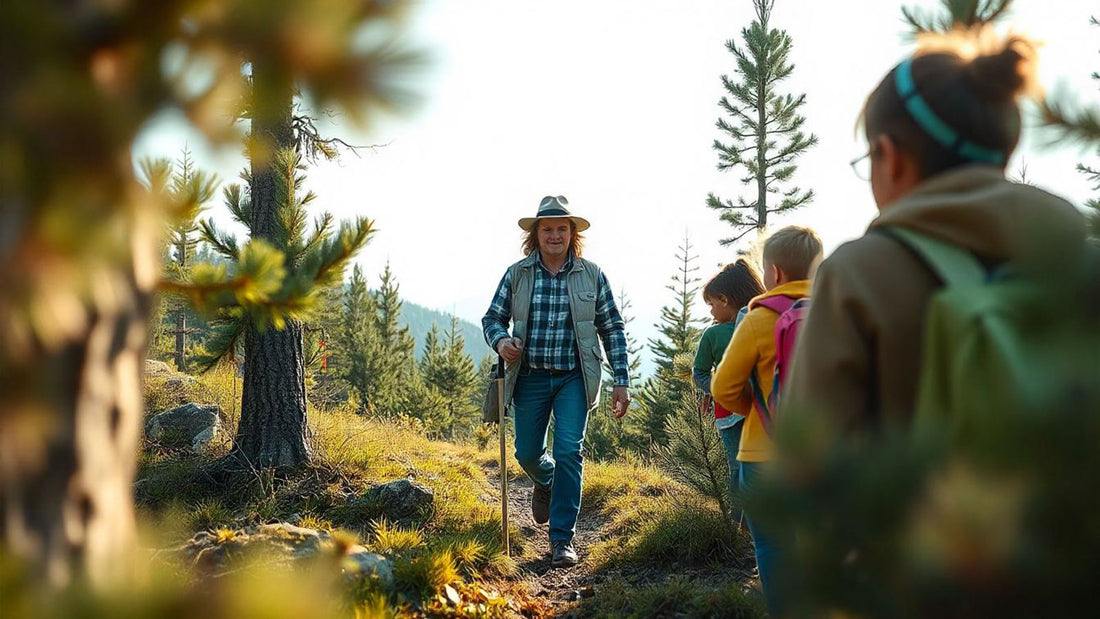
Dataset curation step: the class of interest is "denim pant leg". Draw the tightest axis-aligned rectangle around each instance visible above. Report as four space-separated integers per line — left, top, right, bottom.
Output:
718 422 743 513
511 372 555 488
740 460 784 615
547 370 589 543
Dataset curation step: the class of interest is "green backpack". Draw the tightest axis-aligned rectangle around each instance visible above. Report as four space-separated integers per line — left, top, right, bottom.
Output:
887 227 1100 447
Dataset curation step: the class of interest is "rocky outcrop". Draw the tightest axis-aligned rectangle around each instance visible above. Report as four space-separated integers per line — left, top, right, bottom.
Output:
353 478 435 522
145 402 221 452
179 523 393 585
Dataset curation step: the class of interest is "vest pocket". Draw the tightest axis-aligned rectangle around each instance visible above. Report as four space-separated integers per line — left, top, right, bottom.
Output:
572 291 597 322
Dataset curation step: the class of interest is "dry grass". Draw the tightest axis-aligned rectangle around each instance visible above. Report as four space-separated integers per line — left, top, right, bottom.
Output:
581 459 752 570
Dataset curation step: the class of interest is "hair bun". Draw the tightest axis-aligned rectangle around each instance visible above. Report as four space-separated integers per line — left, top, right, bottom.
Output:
966 37 1037 104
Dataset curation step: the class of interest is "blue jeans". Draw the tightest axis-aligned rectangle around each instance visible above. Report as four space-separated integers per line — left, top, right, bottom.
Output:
740 460 784 615
718 421 743 514
512 368 589 543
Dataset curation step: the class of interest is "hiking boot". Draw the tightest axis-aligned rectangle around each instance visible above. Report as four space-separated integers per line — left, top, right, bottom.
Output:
550 540 578 568
532 482 552 525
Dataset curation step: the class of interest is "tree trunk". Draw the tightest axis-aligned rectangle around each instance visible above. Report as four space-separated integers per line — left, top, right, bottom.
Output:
230 62 312 468
1 225 154 587
756 56 768 234
174 238 187 371
235 320 310 467
174 310 186 371
756 5 770 235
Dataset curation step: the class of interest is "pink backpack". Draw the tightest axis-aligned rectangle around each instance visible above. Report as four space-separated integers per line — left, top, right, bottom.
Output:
749 296 811 435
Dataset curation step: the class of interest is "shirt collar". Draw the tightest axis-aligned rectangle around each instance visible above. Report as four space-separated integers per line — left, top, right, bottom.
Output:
536 250 574 275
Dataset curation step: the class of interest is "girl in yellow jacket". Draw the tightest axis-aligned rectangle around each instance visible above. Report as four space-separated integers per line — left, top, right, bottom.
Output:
711 225 822 615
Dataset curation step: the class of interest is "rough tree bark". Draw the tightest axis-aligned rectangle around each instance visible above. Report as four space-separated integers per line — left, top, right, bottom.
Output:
1 216 156 588
231 62 312 468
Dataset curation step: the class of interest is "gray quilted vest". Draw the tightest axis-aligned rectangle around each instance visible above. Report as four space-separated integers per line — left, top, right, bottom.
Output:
502 253 604 412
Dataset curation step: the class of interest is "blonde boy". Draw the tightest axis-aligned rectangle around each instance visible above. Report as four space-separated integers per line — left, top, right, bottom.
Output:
710 225 822 611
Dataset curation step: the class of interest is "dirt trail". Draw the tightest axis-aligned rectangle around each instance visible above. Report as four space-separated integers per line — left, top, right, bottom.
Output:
490 472 606 605
483 461 760 616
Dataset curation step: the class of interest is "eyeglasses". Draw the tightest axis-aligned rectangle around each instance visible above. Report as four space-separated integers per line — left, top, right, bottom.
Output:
850 150 872 181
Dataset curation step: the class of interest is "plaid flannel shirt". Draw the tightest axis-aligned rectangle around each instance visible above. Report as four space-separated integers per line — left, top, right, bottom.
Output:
482 253 630 387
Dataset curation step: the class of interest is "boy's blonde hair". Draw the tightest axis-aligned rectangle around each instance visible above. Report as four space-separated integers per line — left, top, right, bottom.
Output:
763 226 823 280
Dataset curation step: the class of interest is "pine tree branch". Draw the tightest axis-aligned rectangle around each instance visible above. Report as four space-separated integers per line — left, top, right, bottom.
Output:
200 219 241 261
1040 96 1100 147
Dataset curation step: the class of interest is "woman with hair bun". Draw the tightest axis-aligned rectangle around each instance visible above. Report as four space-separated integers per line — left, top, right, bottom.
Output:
782 34 1090 432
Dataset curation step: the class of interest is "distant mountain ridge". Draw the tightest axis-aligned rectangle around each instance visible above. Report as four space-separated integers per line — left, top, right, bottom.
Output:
399 300 492 363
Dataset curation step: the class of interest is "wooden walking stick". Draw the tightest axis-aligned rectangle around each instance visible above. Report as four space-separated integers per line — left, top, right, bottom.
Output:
498 362 509 556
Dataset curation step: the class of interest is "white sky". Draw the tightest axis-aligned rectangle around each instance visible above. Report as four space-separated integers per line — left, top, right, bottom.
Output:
135 0 1099 375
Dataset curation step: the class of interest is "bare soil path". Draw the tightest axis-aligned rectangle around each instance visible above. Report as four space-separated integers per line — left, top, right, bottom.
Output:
484 463 761 617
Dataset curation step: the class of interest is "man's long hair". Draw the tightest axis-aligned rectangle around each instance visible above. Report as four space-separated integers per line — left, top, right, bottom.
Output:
522 220 585 258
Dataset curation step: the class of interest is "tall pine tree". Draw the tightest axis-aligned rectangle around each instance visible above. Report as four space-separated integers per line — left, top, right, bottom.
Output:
638 236 705 448
374 261 417 383
139 149 220 371
707 0 817 245
339 264 385 413
200 149 373 466
167 147 219 370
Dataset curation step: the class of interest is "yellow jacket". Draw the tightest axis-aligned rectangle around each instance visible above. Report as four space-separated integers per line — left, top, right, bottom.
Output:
712 280 812 462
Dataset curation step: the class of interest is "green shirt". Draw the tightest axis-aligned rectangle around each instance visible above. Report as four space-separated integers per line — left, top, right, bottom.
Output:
694 322 737 376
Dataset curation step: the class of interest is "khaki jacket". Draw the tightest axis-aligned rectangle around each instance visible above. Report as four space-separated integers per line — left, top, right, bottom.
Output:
783 165 1087 432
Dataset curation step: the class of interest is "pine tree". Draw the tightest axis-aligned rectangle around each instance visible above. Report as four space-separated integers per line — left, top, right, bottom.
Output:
647 234 705 377
306 278 348 409
419 316 480 437
3 0 416 585
157 147 220 371
339 265 384 413
707 0 817 246
638 237 706 448
200 148 374 467
658 355 731 520
374 262 417 383
587 290 646 461
1061 16 1099 239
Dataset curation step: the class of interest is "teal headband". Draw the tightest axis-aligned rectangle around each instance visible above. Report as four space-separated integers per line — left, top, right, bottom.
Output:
894 59 1006 165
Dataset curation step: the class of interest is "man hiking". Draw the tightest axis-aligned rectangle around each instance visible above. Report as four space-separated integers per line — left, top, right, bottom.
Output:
482 195 630 568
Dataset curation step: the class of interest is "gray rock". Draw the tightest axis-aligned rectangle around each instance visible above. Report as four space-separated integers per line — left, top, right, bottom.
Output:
144 359 174 377
177 523 394 587
164 375 197 391
366 479 434 521
343 544 394 586
145 402 221 452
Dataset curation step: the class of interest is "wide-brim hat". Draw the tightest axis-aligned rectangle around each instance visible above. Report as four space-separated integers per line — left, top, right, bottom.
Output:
518 195 591 232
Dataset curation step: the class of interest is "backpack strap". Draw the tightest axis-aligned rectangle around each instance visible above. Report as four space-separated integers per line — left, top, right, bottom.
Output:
754 295 796 315
744 296 795 435
749 368 774 434
883 227 986 287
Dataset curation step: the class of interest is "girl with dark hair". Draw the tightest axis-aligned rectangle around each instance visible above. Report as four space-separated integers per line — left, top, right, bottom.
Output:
692 258 765 509
784 34 1089 431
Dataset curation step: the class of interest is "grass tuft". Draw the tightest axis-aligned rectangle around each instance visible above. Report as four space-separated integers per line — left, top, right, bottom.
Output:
392 548 459 598
574 576 766 619
189 499 233 531
368 519 424 555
